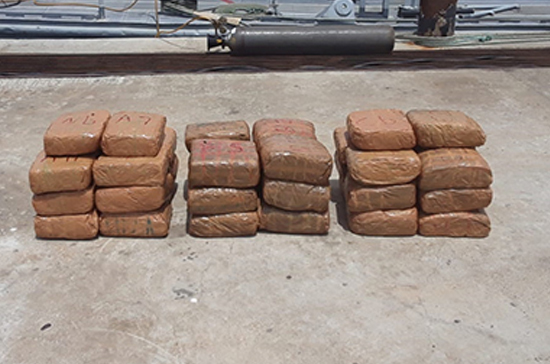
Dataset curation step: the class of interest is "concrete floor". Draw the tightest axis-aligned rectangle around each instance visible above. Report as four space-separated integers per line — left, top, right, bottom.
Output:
0 68 549 363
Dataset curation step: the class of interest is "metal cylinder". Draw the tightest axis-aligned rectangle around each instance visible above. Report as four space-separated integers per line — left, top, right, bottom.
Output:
224 25 395 56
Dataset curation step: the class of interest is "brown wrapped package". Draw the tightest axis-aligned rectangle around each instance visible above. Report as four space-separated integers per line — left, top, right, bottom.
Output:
101 111 167 157
34 210 98 240
259 204 330 234
333 127 350 173
99 203 173 237
348 208 417 236
259 135 332 185
95 171 176 213
188 139 260 188
29 151 94 194
419 188 493 214
347 109 416 150
185 120 250 150
93 128 177 187
344 176 416 213
346 149 421 186
32 185 94 216
188 211 259 237
407 110 486 148
253 118 316 143
418 210 491 237
188 188 258 215
44 110 110 156
262 178 330 213
418 148 492 191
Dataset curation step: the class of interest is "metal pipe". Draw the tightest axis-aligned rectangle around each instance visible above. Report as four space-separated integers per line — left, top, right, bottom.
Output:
213 24 395 56
460 5 519 19
0 21 212 38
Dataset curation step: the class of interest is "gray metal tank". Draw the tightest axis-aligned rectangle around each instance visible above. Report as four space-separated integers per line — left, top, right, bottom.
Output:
210 24 395 56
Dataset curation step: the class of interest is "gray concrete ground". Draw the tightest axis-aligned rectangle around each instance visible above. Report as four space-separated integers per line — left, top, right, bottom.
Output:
0 68 549 363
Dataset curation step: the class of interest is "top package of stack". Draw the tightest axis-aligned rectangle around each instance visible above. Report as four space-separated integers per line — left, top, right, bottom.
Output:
93 127 177 187
188 138 260 188
406 110 486 148
405 110 491 190
254 119 332 185
101 111 167 156
253 118 317 143
185 120 250 151
345 110 420 186
347 109 416 151
44 110 111 156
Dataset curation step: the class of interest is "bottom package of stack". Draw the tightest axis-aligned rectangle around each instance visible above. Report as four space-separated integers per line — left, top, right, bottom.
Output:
348 208 417 236
259 204 329 235
99 203 173 237
418 210 490 238
35 210 99 240
188 211 259 237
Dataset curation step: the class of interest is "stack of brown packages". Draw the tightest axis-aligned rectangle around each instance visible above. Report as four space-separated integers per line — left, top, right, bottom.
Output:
185 121 261 237
254 119 332 234
335 110 421 236
29 110 110 239
407 110 492 237
93 112 178 237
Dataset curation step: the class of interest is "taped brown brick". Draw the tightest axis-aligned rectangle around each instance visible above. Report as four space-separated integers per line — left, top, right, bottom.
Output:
344 176 416 213
418 210 491 237
407 110 486 148
253 118 316 143
99 203 173 237
93 127 177 187
347 109 416 150
101 111 166 157
95 171 176 214
259 135 332 186
188 139 260 188
188 188 258 215
346 149 421 186
29 151 94 194
44 110 110 156
418 148 492 191
419 188 493 214
32 185 94 216
259 203 330 234
188 211 259 237
348 208 418 236
34 210 98 240
262 178 330 213
185 120 250 151
333 127 350 174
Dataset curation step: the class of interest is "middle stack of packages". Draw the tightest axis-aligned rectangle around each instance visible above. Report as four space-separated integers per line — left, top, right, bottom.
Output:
254 119 333 235
93 112 178 237
185 120 261 237
334 109 421 236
